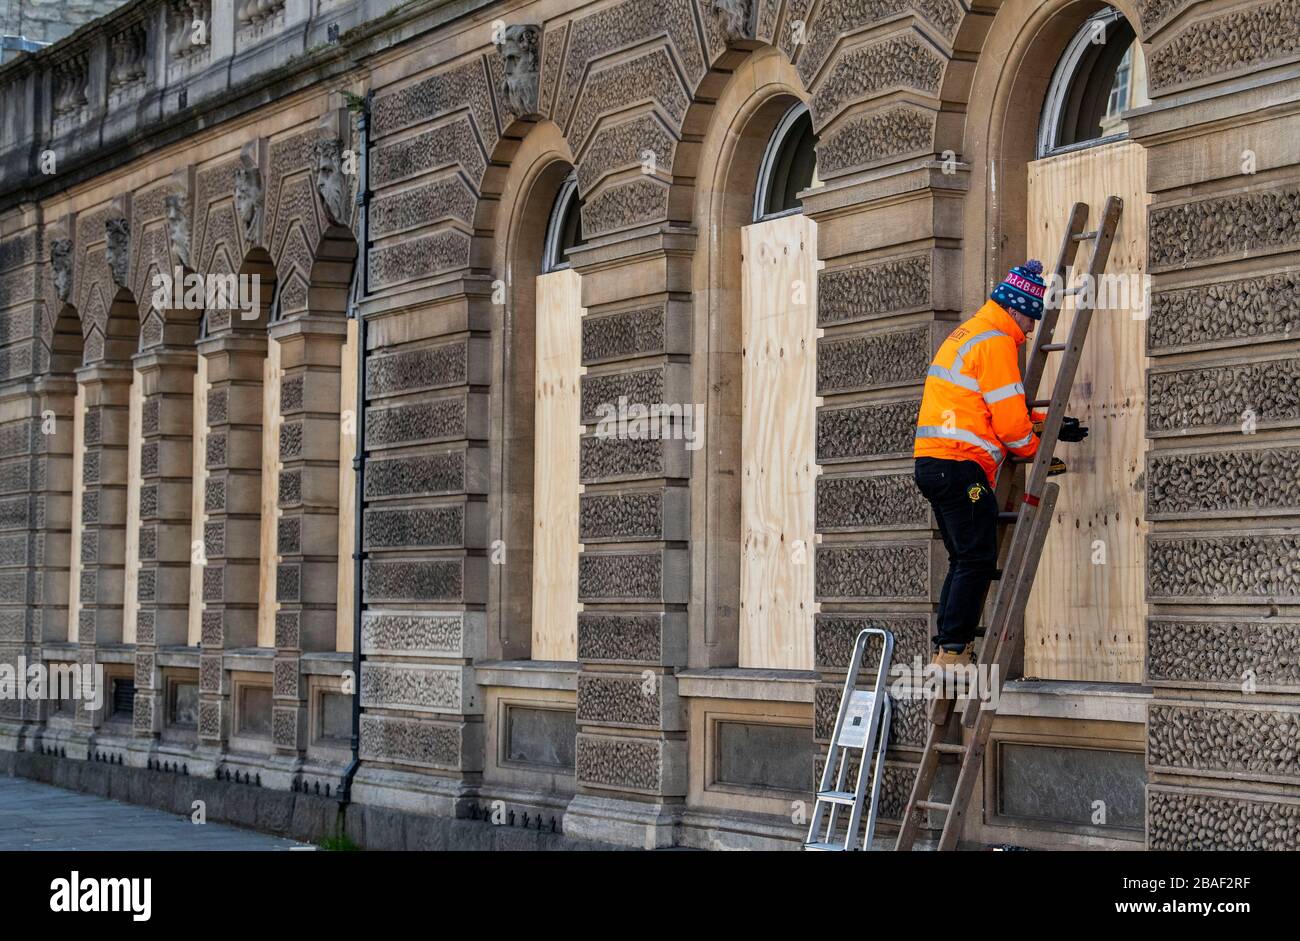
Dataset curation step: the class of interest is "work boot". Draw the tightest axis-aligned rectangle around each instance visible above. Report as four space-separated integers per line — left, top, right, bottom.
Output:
1047 456 1068 476
929 647 976 698
930 647 973 670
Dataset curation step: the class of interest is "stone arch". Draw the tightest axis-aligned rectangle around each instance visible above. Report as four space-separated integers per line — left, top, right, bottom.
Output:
133 173 203 352
49 303 85 374
681 45 812 668
549 0 977 240
481 119 579 660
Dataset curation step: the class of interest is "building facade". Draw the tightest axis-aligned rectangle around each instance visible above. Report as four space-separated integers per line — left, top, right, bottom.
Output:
0 0 1297 850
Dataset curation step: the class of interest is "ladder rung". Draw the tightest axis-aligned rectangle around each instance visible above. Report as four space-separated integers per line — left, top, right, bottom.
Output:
933 743 967 755
816 790 857 806
916 800 952 812
803 841 844 852
997 511 1017 523
1072 230 1099 241
1040 343 1067 352
1030 399 1050 408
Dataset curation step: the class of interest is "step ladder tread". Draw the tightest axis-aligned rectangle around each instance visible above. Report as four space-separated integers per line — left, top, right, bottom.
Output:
916 799 952 812
804 841 847 852
815 790 858 805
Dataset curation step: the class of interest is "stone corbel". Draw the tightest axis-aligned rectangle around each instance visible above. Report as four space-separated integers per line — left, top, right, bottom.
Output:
233 138 267 249
48 218 75 305
313 109 351 229
164 166 195 270
104 194 132 290
709 0 753 44
494 24 542 119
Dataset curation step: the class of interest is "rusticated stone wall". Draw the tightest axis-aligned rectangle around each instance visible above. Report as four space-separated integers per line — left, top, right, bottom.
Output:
2 0 1300 853
1135 0 1300 851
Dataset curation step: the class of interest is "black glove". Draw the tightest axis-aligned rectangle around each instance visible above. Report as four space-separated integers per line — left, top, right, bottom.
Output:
1058 416 1089 443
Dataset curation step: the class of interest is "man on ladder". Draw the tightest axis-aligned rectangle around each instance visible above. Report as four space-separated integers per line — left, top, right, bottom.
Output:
912 260 1089 671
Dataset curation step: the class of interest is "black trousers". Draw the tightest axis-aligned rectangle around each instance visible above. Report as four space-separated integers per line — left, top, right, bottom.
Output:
913 457 999 651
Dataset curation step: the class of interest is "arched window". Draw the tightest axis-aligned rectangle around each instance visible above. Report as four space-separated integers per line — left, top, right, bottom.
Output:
541 173 584 272
753 102 818 221
1038 8 1149 157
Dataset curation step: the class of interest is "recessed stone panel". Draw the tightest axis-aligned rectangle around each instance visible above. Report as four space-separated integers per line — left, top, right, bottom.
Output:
1148 786 1300 850
1147 444 1300 519
1146 616 1300 691
1147 531 1300 603
1148 700 1300 784
816 326 931 395
575 731 663 793
816 399 919 463
814 614 931 673
1147 355 1300 436
359 713 465 770
816 472 929 531
818 254 932 327
360 662 471 714
815 541 931 601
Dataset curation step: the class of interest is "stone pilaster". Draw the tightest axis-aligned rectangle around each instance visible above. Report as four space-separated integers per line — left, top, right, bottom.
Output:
130 348 196 738
269 314 346 758
562 230 693 848
195 331 266 749
350 280 490 812
73 361 133 736
1129 0 1300 850
0 375 77 743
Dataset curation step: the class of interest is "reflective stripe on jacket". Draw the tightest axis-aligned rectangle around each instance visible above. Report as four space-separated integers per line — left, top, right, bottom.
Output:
913 300 1040 485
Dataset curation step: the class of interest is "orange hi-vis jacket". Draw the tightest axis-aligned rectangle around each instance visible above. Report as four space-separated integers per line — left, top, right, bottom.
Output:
914 300 1042 486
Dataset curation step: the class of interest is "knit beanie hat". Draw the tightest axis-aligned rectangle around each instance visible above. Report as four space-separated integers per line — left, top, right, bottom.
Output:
991 260 1046 320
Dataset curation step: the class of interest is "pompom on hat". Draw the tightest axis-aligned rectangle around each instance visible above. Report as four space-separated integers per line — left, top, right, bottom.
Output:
990 259 1047 320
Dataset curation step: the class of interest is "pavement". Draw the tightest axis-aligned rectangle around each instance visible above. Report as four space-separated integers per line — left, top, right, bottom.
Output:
0 775 313 851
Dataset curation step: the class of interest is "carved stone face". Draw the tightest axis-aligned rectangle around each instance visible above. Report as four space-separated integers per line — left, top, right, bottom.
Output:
105 217 129 287
165 191 191 269
495 25 540 118
711 0 751 42
50 238 73 303
233 153 263 243
314 137 347 228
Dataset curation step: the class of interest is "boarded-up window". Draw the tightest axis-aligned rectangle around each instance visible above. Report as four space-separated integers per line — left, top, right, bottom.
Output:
531 267 583 661
739 213 819 670
1023 140 1150 681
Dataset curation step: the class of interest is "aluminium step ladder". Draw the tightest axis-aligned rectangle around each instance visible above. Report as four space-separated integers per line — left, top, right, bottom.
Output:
804 627 894 851
894 196 1125 852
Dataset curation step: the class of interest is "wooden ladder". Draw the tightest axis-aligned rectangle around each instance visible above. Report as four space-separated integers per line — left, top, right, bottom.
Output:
894 196 1124 852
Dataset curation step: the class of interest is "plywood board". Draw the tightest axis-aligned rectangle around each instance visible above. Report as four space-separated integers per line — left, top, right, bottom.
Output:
257 339 281 648
336 317 358 652
188 356 209 646
121 372 143 645
531 267 583 662
67 384 86 643
740 213 819 671
1024 141 1150 682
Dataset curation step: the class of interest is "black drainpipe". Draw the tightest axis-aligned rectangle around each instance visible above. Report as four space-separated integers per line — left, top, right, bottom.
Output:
339 90 372 808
